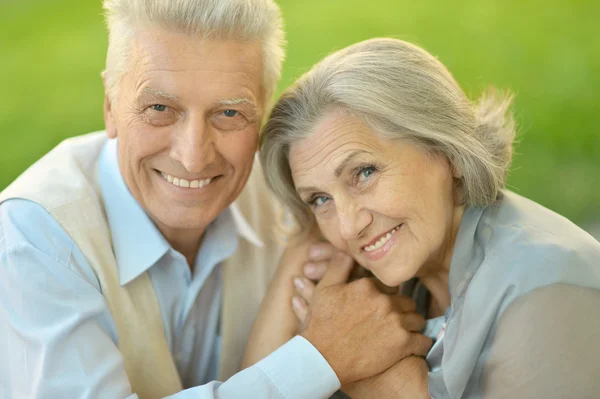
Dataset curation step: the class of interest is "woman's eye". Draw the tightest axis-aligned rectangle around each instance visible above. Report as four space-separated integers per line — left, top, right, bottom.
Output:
309 196 330 207
358 166 377 182
151 104 167 112
223 109 238 117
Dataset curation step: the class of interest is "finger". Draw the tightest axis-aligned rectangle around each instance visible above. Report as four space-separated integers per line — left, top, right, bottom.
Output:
318 252 355 287
405 333 433 357
293 276 316 303
291 296 309 324
391 295 417 313
303 261 327 281
308 242 336 261
399 312 426 332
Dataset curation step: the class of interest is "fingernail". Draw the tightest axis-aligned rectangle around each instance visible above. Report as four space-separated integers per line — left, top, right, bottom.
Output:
309 246 321 259
293 277 304 290
292 296 303 310
304 263 317 275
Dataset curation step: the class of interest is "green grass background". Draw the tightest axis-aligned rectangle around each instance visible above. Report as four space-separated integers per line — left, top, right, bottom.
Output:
1 0 599 228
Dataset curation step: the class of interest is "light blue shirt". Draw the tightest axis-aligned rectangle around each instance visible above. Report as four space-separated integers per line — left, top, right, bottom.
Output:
0 138 340 398
425 191 600 398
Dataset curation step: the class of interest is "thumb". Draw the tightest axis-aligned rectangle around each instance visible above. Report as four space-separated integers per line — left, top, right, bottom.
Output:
318 252 354 287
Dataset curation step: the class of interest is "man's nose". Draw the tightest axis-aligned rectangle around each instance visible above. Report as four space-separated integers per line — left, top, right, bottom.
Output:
170 116 216 173
337 199 371 241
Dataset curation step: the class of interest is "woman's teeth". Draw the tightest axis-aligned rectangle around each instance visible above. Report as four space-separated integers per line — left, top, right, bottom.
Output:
160 172 212 188
364 225 401 252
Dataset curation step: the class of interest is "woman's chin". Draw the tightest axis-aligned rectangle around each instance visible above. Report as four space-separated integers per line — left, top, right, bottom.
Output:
369 267 416 288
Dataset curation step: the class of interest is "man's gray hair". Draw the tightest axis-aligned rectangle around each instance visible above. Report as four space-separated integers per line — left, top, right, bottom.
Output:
260 38 516 236
102 0 286 104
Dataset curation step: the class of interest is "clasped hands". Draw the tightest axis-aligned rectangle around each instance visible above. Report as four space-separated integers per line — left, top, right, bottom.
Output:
295 243 431 399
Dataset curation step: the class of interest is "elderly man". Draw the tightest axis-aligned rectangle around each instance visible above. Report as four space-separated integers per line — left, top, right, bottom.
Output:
0 0 430 398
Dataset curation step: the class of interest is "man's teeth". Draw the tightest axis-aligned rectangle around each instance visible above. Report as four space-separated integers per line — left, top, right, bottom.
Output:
364 225 401 252
160 172 212 188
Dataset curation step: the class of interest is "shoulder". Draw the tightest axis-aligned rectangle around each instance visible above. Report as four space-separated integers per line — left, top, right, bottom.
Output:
477 190 600 283
0 199 100 291
460 191 600 324
0 132 108 211
482 283 600 397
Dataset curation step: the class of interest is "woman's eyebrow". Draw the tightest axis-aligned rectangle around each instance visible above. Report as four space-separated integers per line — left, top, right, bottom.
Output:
296 150 370 195
296 186 320 196
334 150 368 177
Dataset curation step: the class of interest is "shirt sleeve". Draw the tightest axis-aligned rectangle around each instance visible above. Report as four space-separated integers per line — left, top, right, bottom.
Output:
0 200 340 399
172 336 340 399
0 199 134 398
481 283 600 398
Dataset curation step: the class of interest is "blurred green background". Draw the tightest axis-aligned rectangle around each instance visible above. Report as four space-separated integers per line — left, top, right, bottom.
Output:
1 0 599 232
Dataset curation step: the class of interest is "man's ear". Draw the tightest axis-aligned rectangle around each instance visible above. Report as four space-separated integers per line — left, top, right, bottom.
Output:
102 72 117 139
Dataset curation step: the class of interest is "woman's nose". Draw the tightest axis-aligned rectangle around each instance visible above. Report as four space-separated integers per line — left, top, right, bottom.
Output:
337 200 371 241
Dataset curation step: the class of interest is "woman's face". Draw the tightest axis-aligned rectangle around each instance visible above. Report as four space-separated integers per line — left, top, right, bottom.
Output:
289 110 464 287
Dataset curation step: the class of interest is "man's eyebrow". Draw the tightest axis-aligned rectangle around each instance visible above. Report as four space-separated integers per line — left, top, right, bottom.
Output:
219 97 257 107
334 150 368 178
137 87 179 101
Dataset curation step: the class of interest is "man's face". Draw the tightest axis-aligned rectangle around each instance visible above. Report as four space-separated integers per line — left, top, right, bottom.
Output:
104 27 264 235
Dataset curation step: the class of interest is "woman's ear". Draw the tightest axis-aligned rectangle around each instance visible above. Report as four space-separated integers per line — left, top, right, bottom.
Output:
450 161 463 179
102 72 117 139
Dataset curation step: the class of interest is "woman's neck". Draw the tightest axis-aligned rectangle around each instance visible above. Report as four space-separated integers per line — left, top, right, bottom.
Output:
419 204 465 316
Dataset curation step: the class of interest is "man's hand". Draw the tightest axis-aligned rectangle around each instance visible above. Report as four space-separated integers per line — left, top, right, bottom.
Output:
342 356 430 399
300 252 432 385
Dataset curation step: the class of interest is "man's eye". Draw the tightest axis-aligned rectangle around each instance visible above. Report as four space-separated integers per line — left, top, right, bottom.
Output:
151 104 167 112
212 110 248 131
143 104 176 126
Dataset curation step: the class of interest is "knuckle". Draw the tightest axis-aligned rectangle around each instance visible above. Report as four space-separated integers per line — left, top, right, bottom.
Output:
376 295 394 313
403 297 417 309
368 295 393 319
353 277 376 293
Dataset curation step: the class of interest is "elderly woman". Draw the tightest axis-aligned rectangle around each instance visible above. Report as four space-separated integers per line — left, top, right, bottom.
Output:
248 38 600 398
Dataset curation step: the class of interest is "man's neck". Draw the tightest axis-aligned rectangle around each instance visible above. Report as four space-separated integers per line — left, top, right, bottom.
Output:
158 223 206 270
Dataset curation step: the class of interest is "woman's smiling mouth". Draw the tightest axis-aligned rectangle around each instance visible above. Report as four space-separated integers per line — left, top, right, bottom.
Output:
361 224 403 260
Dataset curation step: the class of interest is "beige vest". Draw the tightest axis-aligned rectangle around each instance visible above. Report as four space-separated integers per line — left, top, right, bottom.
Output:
0 132 283 398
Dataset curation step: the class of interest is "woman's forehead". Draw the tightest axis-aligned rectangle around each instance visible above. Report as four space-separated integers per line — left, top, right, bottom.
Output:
289 112 382 180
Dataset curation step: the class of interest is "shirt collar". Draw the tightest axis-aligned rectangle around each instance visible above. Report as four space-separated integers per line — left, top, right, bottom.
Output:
448 205 486 299
97 137 264 286
230 202 264 248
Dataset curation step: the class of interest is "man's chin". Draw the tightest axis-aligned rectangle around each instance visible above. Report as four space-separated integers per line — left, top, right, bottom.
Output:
149 208 219 234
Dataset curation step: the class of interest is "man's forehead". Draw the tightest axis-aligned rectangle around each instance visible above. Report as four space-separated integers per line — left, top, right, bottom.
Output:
126 27 265 103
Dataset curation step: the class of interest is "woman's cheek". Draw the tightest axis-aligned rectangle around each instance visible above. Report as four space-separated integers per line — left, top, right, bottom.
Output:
318 220 345 252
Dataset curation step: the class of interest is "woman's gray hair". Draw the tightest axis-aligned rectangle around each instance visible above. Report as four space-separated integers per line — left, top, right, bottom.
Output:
102 0 285 104
260 38 516 236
